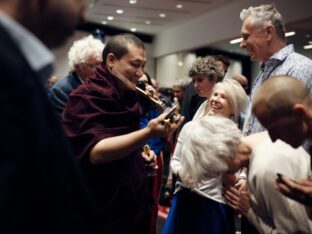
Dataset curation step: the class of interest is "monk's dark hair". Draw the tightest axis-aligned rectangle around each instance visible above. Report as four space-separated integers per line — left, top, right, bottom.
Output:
102 33 145 61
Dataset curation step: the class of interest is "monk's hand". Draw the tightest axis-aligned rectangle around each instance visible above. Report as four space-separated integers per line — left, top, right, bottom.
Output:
141 145 157 170
147 112 184 138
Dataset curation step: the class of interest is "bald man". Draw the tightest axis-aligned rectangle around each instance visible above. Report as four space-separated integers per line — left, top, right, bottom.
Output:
252 75 312 207
253 75 312 148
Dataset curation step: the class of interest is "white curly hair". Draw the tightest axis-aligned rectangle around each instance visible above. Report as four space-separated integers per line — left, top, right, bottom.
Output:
68 35 105 70
179 116 241 188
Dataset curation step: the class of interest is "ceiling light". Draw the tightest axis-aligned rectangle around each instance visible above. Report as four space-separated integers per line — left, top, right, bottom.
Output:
159 13 166 18
177 61 184 67
303 45 312 50
129 0 137 4
89 3 94 8
116 9 124 14
230 38 243 44
130 28 137 32
101 21 107 25
176 4 183 9
285 31 296 37
145 20 151 25
107 16 114 21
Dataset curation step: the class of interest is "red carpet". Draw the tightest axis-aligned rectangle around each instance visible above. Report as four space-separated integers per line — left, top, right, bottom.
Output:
158 205 170 220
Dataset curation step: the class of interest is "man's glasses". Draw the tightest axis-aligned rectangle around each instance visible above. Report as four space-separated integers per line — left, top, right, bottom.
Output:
84 62 100 69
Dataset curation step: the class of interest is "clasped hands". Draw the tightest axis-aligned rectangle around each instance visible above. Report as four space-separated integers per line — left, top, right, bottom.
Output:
222 179 251 217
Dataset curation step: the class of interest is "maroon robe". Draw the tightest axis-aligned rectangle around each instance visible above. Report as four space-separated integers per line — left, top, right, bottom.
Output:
62 63 151 234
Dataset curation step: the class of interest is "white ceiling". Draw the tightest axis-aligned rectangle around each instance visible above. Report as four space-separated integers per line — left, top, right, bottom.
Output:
85 0 232 35
85 0 312 55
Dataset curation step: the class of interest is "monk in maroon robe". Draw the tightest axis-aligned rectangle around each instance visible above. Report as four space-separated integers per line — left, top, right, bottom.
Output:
62 34 183 234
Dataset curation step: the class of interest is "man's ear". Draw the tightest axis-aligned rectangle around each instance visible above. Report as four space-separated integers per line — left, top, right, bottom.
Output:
106 53 116 69
293 103 309 119
265 25 274 41
74 64 82 73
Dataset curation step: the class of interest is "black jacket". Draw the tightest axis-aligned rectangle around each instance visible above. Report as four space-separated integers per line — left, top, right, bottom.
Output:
0 23 94 234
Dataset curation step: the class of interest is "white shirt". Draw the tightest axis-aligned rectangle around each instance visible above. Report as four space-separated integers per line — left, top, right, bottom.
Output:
171 117 226 204
247 135 312 233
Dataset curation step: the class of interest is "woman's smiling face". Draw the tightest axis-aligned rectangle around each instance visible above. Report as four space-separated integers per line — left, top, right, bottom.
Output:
208 88 233 118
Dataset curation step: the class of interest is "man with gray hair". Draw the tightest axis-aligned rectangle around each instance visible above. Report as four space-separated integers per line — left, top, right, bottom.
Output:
239 4 312 135
172 79 186 111
225 4 312 233
49 35 104 119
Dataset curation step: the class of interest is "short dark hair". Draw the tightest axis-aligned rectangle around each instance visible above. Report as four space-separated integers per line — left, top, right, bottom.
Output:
214 55 231 69
102 33 145 62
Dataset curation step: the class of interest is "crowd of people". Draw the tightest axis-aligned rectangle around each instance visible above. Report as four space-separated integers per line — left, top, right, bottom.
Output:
1 1 312 234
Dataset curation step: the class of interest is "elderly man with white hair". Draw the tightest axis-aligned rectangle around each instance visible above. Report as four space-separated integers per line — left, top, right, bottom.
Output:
49 35 104 119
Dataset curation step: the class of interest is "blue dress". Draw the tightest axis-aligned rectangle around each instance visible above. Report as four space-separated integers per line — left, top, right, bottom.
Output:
162 188 235 234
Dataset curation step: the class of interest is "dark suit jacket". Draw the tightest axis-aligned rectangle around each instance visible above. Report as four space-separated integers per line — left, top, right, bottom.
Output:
0 23 94 233
180 82 205 126
49 71 82 120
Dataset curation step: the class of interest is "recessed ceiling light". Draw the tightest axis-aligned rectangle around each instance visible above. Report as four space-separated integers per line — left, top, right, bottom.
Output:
176 4 183 9
101 21 107 25
89 3 94 8
230 38 243 44
145 20 151 25
177 61 184 67
303 44 312 50
285 31 296 37
116 9 124 14
107 16 114 21
130 28 137 32
159 13 166 18
129 0 137 4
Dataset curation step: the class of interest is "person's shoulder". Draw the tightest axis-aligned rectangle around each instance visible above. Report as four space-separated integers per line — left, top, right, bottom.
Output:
52 73 79 91
0 27 32 75
252 139 309 175
288 51 312 64
282 52 312 81
69 76 112 101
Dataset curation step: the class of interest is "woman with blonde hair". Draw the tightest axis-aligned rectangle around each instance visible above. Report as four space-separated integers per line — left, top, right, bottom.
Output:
163 79 248 234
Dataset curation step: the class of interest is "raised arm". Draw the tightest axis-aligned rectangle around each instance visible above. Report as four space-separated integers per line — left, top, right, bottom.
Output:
90 113 184 165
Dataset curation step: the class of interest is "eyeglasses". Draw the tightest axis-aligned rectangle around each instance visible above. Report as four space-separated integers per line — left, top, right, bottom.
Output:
84 62 100 69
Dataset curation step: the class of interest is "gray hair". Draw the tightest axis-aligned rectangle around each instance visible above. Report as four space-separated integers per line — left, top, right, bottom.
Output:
179 116 241 188
68 35 104 70
240 4 286 41
188 56 224 82
210 79 248 123
173 79 187 90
